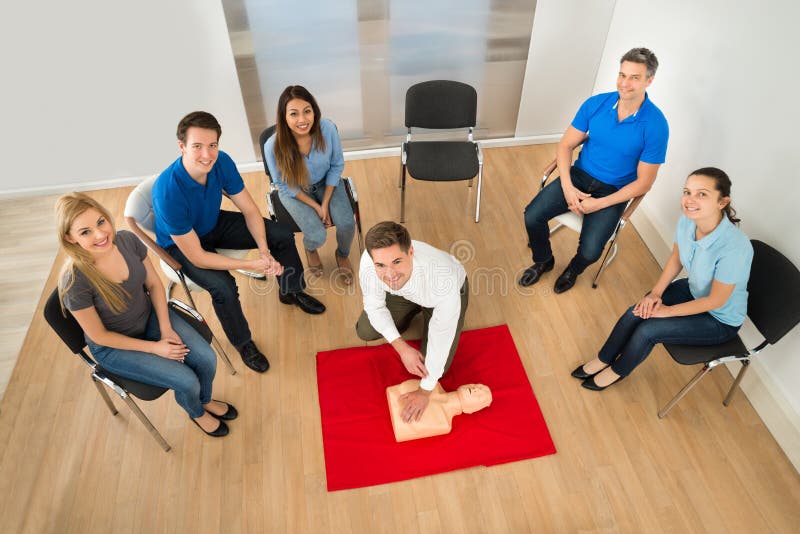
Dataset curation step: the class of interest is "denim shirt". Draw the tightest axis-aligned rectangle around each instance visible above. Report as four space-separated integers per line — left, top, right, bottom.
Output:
264 117 345 198
674 215 752 326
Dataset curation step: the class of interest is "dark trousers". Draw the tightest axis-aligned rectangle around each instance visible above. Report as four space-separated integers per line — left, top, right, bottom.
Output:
167 210 305 348
523 166 626 274
355 280 469 375
598 279 740 376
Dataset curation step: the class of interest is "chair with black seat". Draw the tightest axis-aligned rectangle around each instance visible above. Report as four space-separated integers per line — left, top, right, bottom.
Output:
657 240 800 418
258 125 364 253
44 288 216 451
124 176 240 375
538 143 645 289
400 80 483 223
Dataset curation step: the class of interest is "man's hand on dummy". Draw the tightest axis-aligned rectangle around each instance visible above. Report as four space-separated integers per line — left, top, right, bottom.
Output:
399 388 432 423
395 342 429 378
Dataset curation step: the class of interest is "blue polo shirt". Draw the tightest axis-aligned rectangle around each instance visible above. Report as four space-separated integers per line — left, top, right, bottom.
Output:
264 118 345 197
152 150 245 248
674 215 753 326
572 91 669 187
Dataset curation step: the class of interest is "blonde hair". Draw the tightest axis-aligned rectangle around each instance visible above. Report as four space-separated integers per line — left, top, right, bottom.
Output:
56 193 130 314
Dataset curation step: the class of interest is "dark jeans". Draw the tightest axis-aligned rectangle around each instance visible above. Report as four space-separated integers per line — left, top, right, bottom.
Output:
598 279 740 376
523 166 626 274
167 210 305 348
355 280 469 375
88 306 217 418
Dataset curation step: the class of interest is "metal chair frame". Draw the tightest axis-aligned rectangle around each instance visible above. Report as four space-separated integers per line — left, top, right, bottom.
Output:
657 240 800 418
539 155 643 288
44 289 213 451
398 80 483 223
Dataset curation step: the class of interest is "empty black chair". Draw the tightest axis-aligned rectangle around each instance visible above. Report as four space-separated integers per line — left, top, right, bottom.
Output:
258 125 364 253
400 80 483 223
658 240 800 418
44 289 215 451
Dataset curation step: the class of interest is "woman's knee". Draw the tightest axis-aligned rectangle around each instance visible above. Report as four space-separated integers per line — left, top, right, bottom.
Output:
303 225 328 251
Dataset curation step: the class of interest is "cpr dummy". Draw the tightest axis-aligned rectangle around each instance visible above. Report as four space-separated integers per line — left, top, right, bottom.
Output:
386 379 492 442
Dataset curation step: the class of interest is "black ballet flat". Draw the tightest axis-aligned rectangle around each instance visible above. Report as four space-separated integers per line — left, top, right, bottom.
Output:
191 417 229 437
570 363 608 380
207 400 238 421
581 374 626 391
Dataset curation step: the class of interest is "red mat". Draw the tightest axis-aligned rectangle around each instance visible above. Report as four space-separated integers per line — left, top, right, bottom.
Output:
316 324 556 491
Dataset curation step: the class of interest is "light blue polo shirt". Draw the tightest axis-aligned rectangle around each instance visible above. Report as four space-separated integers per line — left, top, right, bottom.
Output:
572 91 669 187
152 150 245 248
675 215 753 326
264 117 345 198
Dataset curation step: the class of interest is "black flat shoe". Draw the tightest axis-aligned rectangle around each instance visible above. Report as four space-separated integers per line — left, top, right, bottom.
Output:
518 258 555 287
207 400 238 421
279 291 326 314
238 340 270 373
570 363 608 380
191 417 229 437
581 374 625 391
554 267 580 294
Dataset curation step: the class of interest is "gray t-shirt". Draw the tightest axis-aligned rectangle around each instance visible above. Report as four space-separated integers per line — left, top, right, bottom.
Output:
61 230 151 338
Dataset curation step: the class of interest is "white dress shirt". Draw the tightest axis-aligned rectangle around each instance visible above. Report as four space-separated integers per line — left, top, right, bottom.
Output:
359 240 467 390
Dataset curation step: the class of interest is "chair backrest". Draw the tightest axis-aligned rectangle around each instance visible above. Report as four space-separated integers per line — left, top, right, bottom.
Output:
124 175 158 232
258 125 278 183
405 80 477 130
747 240 800 344
43 288 87 354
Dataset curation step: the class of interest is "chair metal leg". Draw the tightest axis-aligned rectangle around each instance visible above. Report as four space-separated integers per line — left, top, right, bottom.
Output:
120 394 171 452
474 162 483 223
400 164 407 223
591 241 619 289
235 269 266 280
658 364 713 418
723 360 750 406
166 280 175 302
211 335 237 375
91 377 118 415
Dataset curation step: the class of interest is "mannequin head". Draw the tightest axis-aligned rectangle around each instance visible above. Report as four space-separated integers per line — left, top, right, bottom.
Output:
456 384 492 414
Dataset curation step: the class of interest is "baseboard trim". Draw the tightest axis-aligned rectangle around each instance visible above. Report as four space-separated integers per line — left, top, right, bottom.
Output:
632 207 800 473
0 134 563 199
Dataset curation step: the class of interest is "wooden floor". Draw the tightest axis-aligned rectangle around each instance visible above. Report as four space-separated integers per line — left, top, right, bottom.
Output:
1 145 798 533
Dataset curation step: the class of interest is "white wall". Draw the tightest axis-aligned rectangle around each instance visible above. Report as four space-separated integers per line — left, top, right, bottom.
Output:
516 0 616 137
596 0 800 468
0 0 253 196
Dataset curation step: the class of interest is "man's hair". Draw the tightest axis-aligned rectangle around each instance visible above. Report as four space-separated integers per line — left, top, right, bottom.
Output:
620 47 659 78
365 221 412 256
176 111 222 143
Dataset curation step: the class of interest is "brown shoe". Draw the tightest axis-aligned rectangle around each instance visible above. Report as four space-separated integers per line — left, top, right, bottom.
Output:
335 253 354 285
305 249 323 277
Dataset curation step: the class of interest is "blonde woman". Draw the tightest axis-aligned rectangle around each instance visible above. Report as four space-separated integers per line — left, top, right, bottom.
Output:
57 193 236 437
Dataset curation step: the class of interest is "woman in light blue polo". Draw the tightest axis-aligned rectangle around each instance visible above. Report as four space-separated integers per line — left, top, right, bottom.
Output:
571 167 752 390
264 85 355 284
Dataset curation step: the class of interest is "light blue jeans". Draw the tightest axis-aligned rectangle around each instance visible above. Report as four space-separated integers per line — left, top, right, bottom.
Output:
278 179 355 257
87 306 217 418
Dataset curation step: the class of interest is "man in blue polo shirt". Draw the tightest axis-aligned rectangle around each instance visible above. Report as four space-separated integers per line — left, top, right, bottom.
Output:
153 111 325 373
520 47 669 293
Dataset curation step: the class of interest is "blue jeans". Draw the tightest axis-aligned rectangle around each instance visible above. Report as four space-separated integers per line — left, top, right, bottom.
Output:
87 306 217 418
523 166 626 274
167 210 306 348
598 279 741 376
278 179 355 257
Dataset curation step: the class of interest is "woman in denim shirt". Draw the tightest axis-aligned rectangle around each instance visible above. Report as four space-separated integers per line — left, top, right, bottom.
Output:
264 85 356 285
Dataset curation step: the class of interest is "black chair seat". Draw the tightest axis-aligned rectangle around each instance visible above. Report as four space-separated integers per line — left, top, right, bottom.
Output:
96 367 168 401
267 189 303 233
664 335 748 366
406 141 479 181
